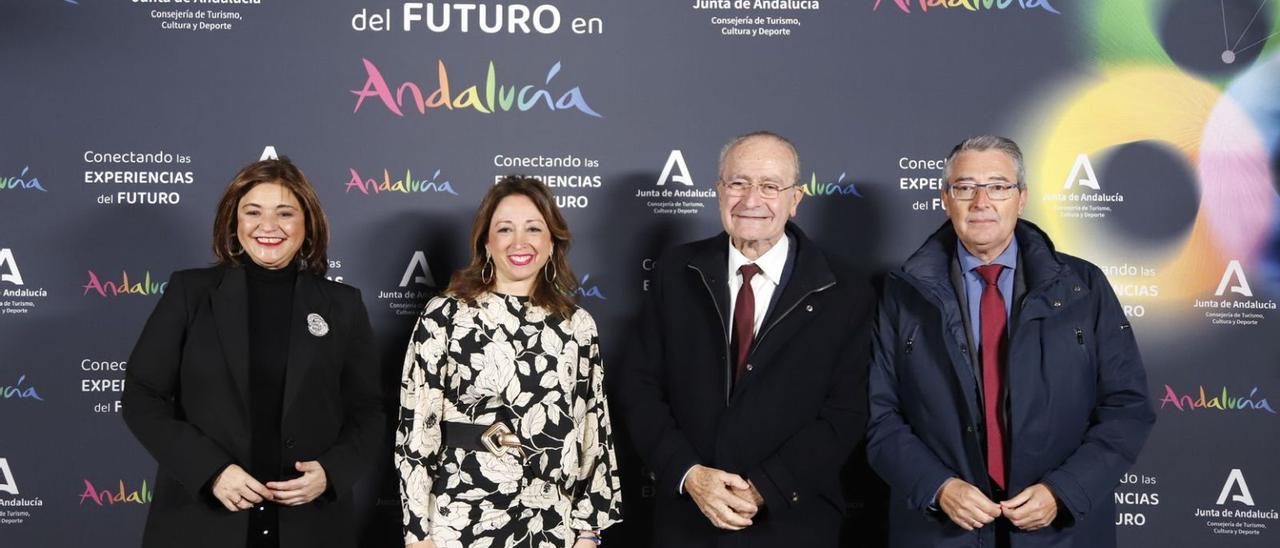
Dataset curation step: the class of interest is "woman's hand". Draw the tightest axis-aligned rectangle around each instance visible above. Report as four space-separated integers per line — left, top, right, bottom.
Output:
266 461 328 506
406 540 438 548
211 464 274 512
574 530 601 548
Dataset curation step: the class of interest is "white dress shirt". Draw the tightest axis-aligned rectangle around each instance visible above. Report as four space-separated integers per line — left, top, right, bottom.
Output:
727 235 789 336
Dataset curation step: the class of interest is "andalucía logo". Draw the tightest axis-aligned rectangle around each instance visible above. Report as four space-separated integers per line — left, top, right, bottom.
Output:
82 270 167 298
1160 385 1276 415
1193 468 1279 534
574 274 606 300
79 479 152 506
379 251 436 317
1194 260 1276 326
873 0 1060 14
1 166 47 192
1 248 49 315
0 457 44 514
352 59 600 118
1 374 43 402
801 172 862 198
346 168 458 196
1041 154 1123 220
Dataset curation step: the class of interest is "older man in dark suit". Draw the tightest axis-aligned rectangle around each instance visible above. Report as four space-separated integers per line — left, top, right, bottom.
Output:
866 135 1156 548
616 131 873 546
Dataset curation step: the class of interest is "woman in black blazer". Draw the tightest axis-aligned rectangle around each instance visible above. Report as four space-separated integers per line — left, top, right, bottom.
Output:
122 158 384 548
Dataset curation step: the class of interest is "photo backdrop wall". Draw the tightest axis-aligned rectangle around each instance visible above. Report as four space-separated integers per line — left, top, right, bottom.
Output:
2 1 1278 546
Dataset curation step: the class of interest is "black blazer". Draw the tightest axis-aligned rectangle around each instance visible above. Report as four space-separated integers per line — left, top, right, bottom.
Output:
615 224 874 547
122 265 384 548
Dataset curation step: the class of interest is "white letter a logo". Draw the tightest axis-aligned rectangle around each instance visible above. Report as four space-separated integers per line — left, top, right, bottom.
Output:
657 150 693 186
1214 260 1253 297
0 458 18 495
399 251 436 288
1216 469 1255 506
1063 153 1100 190
0 248 24 286
260 146 279 161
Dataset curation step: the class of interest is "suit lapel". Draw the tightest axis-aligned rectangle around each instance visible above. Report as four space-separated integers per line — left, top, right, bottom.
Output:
212 267 252 415
686 235 732 342
281 274 331 417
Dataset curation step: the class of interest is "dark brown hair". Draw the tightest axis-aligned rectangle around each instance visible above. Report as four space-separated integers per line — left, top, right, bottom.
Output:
447 175 578 318
212 157 329 276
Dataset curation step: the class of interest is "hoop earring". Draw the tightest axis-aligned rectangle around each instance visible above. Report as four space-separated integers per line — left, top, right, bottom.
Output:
544 259 557 284
481 254 494 285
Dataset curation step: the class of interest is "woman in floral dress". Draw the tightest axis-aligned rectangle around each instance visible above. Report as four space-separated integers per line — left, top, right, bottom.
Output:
397 176 622 548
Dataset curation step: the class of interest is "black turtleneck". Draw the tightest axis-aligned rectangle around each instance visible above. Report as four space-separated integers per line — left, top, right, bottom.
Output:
243 260 296 548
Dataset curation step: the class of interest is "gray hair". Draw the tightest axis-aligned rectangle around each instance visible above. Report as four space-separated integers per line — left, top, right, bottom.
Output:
941 135 1026 188
718 131 801 185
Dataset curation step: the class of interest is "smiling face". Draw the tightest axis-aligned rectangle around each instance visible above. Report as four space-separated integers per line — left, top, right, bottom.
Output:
717 136 803 259
942 149 1026 262
484 194 553 296
236 182 306 269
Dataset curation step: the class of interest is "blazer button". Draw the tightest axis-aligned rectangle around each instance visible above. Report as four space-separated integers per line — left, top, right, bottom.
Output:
1053 300 1062 308
791 492 799 503
745 363 754 372
805 304 814 312
959 344 968 354
966 425 974 434
285 438 296 449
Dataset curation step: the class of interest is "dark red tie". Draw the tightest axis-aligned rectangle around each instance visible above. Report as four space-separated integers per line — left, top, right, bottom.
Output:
733 264 762 382
976 264 1008 491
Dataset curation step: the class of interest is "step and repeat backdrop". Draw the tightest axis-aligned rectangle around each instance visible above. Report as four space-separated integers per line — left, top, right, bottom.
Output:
2 1 1279 546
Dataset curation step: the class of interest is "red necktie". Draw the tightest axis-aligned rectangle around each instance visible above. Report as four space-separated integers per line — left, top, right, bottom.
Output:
733 264 762 382
976 264 1008 491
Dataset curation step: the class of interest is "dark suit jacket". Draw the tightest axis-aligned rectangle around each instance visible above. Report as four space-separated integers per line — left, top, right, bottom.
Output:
615 224 874 547
122 265 384 548
866 221 1156 548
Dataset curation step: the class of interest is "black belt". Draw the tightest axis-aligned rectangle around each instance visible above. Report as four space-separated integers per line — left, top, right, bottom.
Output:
442 421 522 456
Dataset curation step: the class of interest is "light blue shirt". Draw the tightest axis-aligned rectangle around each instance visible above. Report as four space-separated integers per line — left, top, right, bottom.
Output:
957 238 1017 348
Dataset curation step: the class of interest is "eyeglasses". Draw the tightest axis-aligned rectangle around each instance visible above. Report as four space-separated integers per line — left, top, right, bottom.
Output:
719 180 797 199
946 182 1022 201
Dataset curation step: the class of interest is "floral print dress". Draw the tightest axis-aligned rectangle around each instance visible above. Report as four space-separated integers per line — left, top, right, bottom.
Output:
397 292 623 548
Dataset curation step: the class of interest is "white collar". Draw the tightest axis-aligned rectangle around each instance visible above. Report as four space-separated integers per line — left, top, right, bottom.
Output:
728 234 789 286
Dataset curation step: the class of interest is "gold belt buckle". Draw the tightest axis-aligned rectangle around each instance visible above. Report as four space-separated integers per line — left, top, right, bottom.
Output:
481 422 523 457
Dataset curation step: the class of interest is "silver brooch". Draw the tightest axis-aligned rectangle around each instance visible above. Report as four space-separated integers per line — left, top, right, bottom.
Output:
307 313 329 337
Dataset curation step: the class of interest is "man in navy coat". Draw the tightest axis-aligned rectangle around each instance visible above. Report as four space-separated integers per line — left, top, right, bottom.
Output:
866 135 1155 547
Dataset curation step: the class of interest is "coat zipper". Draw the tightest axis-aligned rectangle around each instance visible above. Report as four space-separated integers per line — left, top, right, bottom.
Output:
687 264 733 402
